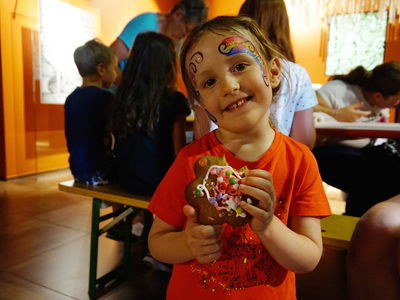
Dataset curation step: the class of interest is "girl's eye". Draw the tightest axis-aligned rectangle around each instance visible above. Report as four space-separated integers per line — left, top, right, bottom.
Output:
204 78 216 88
234 63 247 72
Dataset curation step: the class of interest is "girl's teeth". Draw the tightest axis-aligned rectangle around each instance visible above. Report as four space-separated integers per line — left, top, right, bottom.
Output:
227 98 247 111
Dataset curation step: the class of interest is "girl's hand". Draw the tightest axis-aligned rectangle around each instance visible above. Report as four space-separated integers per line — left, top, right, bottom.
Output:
335 103 371 122
183 205 224 264
239 169 276 233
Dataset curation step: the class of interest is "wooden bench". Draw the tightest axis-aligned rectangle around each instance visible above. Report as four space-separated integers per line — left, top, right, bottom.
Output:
59 180 359 300
58 180 150 299
297 214 360 300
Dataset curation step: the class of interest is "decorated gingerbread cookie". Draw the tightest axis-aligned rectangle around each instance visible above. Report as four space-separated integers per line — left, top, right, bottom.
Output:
186 155 258 227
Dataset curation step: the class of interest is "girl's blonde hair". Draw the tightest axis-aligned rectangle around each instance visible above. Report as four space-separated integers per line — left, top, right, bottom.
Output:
180 15 283 106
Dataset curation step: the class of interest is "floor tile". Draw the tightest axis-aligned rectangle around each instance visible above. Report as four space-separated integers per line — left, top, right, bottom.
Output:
34 200 93 232
0 273 73 300
0 219 86 269
6 235 124 300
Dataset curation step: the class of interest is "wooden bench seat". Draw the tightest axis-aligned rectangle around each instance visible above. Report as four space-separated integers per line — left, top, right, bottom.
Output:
59 180 150 209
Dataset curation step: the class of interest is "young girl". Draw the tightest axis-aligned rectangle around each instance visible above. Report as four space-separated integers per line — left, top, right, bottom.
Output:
107 31 190 258
148 16 331 299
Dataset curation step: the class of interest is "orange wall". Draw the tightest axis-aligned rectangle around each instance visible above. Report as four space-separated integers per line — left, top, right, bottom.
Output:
0 36 4 178
0 0 169 178
1 0 399 178
89 0 161 45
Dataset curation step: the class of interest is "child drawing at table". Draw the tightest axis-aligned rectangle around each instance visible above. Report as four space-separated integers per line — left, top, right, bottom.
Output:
147 16 331 299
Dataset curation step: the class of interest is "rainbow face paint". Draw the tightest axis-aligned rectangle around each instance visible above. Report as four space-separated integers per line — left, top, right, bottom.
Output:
218 36 269 86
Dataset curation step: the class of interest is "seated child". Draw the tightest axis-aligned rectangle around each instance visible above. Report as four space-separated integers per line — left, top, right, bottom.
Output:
147 16 331 299
64 39 118 185
107 32 190 264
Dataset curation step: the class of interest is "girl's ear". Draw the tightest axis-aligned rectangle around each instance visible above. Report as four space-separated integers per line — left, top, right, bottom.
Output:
268 58 281 88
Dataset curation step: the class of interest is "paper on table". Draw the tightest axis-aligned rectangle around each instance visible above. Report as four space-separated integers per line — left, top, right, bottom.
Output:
313 112 337 124
315 121 400 131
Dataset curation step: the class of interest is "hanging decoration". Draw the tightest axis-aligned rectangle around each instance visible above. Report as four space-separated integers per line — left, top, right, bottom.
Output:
285 0 400 25
285 0 399 68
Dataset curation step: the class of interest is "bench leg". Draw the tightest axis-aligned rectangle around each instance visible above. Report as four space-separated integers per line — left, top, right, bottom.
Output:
88 199 136 299
89 198 101 299
122 209 134 276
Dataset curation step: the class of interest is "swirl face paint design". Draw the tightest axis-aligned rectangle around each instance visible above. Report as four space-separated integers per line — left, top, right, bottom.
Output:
218 36 269 87
189 51 204 98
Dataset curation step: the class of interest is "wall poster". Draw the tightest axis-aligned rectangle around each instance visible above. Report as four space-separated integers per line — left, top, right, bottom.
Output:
326 11 388 76
39 0 96 104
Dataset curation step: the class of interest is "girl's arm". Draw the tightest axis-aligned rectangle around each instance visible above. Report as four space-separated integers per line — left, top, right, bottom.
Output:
289 108 316 149
172 114 188 155
245 206 323 273
148 206 224 264
239 170 323 273
314 93 371 122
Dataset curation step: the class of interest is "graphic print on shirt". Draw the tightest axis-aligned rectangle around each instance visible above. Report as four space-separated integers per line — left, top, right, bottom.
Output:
190 224 288 293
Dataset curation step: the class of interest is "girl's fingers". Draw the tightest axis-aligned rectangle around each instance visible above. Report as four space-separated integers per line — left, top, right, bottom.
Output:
240 201 265 219
239 183 275 210
197 251 222 264
241 176 275 195
241 170 274 193
243 169 272 180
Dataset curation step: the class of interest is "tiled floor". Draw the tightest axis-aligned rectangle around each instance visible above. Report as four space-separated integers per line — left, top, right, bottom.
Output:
0 169 346 300
0 169 170 300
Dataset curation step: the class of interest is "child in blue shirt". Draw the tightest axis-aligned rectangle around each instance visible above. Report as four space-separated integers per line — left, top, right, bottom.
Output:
65 39 118 185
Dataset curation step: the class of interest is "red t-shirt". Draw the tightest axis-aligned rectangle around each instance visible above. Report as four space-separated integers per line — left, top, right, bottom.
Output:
148 130 331 300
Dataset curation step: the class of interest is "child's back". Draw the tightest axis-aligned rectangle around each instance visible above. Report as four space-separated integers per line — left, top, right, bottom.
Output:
65 39 117 185
109 32 190 195
115 89 189 195
65 86 112 184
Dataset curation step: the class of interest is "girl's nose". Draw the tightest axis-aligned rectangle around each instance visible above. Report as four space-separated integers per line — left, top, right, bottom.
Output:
221 75 239 96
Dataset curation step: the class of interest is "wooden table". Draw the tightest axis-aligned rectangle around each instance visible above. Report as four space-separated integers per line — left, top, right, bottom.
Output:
316 122 400 139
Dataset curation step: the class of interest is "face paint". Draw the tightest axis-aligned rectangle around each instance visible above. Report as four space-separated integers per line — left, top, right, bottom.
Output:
189 51 203 74
218 36 269 87
188 51 204 99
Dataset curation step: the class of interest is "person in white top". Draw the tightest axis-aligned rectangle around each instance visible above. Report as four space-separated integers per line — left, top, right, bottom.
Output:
315 63 400 123
313 62 400 216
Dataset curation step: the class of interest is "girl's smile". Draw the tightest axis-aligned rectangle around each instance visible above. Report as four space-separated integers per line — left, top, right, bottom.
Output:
224 96 251 112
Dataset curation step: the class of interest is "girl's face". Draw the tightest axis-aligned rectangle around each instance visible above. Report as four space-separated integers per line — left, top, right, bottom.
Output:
186 31 280 134
376 92 400 108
